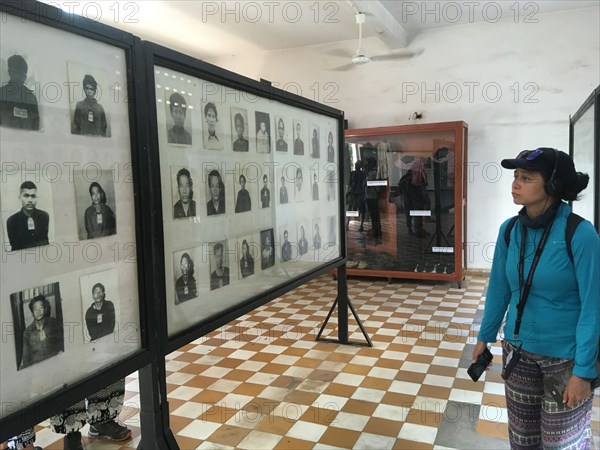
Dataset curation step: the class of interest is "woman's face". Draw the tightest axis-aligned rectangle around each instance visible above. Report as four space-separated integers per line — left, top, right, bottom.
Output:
511 169 549 209
181 256 189 274
206 108 217 133
242 242 249 256
91 186 101 205
210 175 220 201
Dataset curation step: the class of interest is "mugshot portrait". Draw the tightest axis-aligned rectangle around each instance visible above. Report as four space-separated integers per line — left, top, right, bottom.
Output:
311 171 319 201
0 52 40 131
274 116 288 152
312 218 322 251
255 111 271 154
173 248 199 304
326 168 337 201
10 282 64 371
326 130 336 163
206 168 226 216
73 169 117 241
67 61 111 137
260 228 275 270
279 225 296 263
171 167 197 220
259 173 272 209
278 167 290 205
230 107 249 152
165 91 192 146
234 169 254 214
297 221 310 258
2 176 54 252
311 125 321 159
326 215 337 248
209 241 230 290
237 234 259 279
293 120 305 155
202 99 224 150
80 269 120 342
293 165 306 203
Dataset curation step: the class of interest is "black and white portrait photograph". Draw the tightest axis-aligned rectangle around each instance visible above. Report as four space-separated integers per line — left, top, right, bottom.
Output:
202 99 224 150
297 221 310 258
80 269 119 342
67 61 110 137
326 130 336 163
311 171 319 201
2 176 54 252
293 120 305 155
259 173 272 209
10 282 64 370
293 165 306 203
278 167 290 205
274 116 288 152
311 124 321 159
327 215 337 248
173 248 199 304
279 224 296 263
206 168 226 216
231 107 249 152
326 167 337 201
209 241 230 290
165 91 192 145
0 52 40 131
234 168 255 214
237 234 259 279
171 167 197 220
73 169 117 240
255 111 271 154
312 218 322 251
260 228 275 270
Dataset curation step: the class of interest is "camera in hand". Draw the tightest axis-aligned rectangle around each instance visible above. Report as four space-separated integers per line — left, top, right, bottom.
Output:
468 346 493 382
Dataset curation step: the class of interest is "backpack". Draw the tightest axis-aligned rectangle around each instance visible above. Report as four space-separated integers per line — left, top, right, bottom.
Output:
504 212 600 388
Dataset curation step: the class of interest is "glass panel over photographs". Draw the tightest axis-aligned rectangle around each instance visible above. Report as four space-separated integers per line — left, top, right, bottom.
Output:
0 16 141 418
345 131 457 274
154 66 341 337
571 103 596 223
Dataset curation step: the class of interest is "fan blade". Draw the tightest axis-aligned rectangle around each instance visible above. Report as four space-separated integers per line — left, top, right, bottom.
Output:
370 48 424 62
328 63 357 72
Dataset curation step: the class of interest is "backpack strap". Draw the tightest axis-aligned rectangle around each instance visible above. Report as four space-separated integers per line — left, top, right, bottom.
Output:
565 213 585 265
504 216 519 248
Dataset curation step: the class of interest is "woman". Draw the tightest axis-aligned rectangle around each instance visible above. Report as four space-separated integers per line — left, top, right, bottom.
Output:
327 131 335 162
84 182 116 239
235 174 251 213
472 148 599 449
206 170 225 215
239 239 254 278
175 253 197 303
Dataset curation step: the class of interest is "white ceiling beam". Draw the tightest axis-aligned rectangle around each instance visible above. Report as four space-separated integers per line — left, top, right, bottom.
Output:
349 0 409 48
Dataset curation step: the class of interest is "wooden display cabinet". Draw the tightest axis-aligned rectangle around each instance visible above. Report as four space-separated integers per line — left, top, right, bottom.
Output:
344 121 468 285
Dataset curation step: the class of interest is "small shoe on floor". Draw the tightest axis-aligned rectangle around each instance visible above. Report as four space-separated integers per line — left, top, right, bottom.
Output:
88 420 131 441
63 431 83 450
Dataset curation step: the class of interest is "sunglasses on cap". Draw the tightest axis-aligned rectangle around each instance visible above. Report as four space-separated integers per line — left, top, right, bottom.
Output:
516 149 543 160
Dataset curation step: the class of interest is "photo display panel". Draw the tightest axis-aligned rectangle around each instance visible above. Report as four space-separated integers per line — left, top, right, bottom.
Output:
0 13 142 418
154 66 341 337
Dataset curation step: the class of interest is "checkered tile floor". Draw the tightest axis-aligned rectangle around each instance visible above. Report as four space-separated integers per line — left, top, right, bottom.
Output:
32 274 600 449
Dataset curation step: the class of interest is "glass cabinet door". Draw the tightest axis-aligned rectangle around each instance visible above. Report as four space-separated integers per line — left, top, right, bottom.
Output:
344 123 466 280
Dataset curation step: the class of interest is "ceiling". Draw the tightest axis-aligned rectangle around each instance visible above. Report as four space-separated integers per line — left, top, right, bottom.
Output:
41 0 599 60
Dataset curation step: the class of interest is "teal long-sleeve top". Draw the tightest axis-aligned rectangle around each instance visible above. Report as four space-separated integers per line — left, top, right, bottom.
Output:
478 202 600 379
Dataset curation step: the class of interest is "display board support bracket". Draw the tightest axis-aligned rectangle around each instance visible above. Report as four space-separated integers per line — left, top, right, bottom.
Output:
315 265 372 347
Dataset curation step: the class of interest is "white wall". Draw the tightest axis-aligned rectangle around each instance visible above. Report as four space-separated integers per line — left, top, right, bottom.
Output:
208 7 600 269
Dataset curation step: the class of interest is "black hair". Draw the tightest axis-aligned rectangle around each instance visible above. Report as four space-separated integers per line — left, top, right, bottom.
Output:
169 92 187 113
204 102 218 119
20 180 37 191
180 252 195 277
560 172 590 201
89 182 107 204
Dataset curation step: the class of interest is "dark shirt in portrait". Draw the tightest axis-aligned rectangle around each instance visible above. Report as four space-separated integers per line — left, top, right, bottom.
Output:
312 137 320 158
84 203 116 239
294 139 304 155
168 126 192 145
279 187 288 204
240 255 255 278
20 317 61 369
73 98 107 136
85 300 116 341
7 208 49 251
174 199 196 219
299 237 309 255
207 198 225 216
312 183 319 201
210 267 230 290
233 137 249 152
175 275 197 303
327 145 335 162
281 241 292 262
314 233 322 250
276 139 288 152
261 187 270 208
235 189 251 213
261 247 274 270
0 81 40 130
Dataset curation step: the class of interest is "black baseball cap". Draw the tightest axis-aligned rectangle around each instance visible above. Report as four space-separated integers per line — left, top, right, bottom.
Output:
501 147 577 186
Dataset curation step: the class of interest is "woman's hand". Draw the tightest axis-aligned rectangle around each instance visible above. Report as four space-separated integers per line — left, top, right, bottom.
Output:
471 341 488 363
563 375 592 407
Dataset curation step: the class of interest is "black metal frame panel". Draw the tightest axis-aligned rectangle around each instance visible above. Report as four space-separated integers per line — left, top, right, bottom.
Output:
0 1 153 439
141 42 347 354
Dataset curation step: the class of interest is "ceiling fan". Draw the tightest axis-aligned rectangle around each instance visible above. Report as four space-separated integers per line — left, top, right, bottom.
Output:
330 13 423 71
